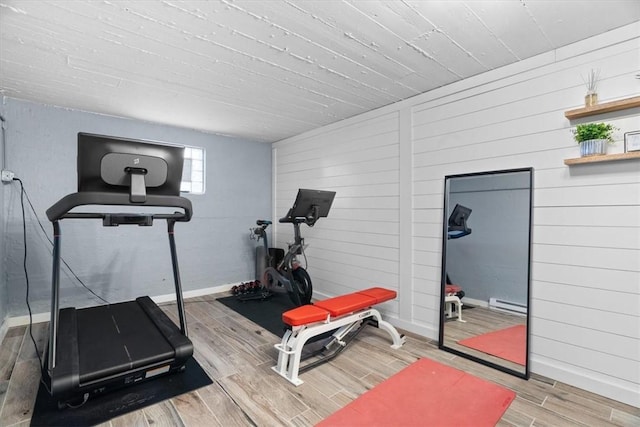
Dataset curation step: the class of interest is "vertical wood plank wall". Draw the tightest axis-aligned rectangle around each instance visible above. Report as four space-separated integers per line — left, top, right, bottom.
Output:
272 23 639 407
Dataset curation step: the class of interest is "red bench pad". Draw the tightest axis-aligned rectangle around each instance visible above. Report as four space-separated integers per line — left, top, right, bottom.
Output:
357 287 396 304
314 293 378 317
282 287 397 326
445 284 462 294
283 304 329 326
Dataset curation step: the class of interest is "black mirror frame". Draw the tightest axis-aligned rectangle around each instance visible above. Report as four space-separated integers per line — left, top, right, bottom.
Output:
438 167 533 380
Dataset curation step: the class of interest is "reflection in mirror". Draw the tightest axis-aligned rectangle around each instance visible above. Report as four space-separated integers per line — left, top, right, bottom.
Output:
439 168 532 379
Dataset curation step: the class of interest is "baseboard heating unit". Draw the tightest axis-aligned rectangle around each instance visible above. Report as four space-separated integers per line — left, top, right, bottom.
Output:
489 298 527 315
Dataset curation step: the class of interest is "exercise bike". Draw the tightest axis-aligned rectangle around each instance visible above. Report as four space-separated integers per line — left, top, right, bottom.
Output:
251 189 336 306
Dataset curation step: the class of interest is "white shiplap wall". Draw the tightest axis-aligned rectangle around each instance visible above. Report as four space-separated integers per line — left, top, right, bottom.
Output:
272 112 402 316
273 23 640 407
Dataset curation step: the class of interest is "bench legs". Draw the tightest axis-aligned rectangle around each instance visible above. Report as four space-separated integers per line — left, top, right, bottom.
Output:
272 308 406 386
444 295 466 322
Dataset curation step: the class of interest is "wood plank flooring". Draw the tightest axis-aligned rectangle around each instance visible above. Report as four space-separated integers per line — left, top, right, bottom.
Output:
0 292 638 426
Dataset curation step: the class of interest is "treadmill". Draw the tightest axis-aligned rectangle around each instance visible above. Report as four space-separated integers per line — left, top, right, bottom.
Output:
43 133 194 406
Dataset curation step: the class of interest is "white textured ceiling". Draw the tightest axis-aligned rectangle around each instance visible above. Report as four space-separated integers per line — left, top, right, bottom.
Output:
1 1 639 142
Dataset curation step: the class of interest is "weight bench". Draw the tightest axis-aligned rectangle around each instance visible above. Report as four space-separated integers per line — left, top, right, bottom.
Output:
444 284 466 322
272 287 406 386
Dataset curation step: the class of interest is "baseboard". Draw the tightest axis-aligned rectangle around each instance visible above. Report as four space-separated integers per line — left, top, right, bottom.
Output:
0 316 9 348
5 282 239 328
151 283 236 304
462 297 526 317
530 356 640 408
462 297 488 308
6 311 51 328
389 317 438 341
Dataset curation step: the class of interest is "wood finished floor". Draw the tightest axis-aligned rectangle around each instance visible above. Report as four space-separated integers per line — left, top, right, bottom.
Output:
0 292 638 426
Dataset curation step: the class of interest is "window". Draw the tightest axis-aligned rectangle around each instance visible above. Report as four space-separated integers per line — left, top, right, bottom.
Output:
181 146 205 194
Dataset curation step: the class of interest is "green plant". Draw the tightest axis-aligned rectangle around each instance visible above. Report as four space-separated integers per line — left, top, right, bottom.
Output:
573 122 617 144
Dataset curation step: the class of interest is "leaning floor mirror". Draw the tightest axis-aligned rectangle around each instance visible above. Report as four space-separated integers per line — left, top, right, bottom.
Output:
439 168 533 379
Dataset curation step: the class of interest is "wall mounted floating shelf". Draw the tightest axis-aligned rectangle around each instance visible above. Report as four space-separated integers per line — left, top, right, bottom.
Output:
564 151 640 165
564 96 640 120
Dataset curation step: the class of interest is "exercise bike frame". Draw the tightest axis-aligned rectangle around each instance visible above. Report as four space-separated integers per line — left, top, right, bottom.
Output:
252 218 313 306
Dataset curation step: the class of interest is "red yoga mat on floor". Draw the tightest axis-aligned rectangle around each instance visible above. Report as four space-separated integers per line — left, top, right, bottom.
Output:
458 325 526 366
317 358 515 427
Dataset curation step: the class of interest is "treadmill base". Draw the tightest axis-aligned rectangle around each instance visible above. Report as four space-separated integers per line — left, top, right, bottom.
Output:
45 296 193 404
33 357 211 425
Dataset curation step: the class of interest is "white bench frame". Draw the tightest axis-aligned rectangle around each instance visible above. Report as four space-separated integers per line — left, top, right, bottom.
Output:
272 308 405 386
444 294 466 322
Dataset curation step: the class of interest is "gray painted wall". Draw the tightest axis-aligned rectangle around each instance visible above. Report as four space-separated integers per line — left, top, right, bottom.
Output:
1 97 271 317
446 170 531 305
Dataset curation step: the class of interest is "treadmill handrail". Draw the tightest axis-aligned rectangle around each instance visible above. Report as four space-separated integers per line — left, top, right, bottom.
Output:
46 192 192 222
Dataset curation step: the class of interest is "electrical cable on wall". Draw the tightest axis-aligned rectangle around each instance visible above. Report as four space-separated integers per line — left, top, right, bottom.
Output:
13 177 51 393
0 113 6 170
20 185 110 304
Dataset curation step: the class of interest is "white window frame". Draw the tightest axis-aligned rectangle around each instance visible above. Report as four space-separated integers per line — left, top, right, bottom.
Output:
181 145 205 195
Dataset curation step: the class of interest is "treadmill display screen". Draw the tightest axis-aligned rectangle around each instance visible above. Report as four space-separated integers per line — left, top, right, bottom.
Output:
77 132 185 198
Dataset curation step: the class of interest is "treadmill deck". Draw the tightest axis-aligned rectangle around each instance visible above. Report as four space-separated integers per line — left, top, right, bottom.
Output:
74 300 175 383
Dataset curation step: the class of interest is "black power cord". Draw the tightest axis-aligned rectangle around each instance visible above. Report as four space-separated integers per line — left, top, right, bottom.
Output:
13 178 49 392
18 181 109 305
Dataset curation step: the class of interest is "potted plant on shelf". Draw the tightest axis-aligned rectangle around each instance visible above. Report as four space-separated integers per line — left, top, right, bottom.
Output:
573 122 617 157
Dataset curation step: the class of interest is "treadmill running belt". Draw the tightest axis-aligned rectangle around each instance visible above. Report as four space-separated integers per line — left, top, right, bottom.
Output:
76 301 175 383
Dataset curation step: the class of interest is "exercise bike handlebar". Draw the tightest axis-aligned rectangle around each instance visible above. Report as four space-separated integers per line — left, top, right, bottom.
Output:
278 205 320 227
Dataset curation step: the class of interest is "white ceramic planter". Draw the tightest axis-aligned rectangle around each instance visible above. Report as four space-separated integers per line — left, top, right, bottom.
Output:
579 139 607 157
